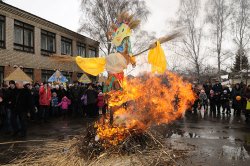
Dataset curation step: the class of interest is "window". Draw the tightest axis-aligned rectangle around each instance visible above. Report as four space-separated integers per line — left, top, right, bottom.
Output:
0 15 5 48
88 48 96 57
61 37 72 55
23 68 34 80
0 66 4 85
77 42 86 57
41 30 56 56
61 71 72 83
14 20 34 53
41 69 54 82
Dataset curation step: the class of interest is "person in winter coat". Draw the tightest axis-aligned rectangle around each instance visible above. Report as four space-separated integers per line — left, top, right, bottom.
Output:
212 81 223 116
51 92 59 117
11 81 32 137
231 83 242 116
243 85 250 122
33 84 40 113
203 81 212 98
199 89 208 113
52 85 63 102
0 88 4 130
39 82 51 122
5 80 16 131
209 90 216 116
85 85 98 117
69 82 81 117
97 92 105 115
58 96 71 119
221 90 231 115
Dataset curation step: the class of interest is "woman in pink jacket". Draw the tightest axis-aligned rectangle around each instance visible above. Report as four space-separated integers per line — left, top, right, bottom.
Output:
58 96 71 119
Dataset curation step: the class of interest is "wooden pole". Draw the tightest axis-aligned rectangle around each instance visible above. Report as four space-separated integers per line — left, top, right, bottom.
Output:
132 30 183 57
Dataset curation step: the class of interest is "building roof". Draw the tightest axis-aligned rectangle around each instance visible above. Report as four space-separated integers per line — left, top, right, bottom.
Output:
0 1 99 46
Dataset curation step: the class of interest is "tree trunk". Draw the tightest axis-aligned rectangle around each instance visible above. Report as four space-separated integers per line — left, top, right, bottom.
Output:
196 63 200 84
218 54 221 81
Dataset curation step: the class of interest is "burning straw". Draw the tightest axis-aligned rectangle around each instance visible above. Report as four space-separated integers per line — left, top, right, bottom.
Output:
8 72 195 165
95 71 196 147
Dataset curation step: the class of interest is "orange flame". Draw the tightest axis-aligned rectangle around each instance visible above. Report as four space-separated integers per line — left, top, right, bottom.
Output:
96 71 196 147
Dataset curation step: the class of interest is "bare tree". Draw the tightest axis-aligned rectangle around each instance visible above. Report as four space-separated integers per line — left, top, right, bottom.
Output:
231 0 250 81
132 30 156 54
172 0 205 83
206 0 232 81
78 0 149 56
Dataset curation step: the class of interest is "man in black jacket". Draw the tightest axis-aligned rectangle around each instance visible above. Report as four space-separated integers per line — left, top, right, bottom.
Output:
85 84 98 117
69 82 81 117
5 80 16 133
212 80 223 116
11 81 32 137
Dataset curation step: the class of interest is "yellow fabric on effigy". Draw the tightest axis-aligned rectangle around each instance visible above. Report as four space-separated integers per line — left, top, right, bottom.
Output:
76 56 106 76
148 41 167 74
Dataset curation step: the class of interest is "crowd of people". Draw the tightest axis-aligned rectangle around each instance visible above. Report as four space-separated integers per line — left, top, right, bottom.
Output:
192 80 250 122
0 80 106 138
1 78 250 138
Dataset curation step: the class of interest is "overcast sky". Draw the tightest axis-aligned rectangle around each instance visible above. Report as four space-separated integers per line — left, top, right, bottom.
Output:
5 0 179 37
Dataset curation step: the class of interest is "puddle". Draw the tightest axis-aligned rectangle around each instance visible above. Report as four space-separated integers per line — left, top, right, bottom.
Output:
168 131 245 143
220 145 250 160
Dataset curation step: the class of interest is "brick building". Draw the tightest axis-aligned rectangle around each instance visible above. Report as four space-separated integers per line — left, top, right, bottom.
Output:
0 1 99 84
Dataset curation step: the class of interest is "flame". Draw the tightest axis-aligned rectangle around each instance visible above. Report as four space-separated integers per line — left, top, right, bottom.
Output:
96 71 196 147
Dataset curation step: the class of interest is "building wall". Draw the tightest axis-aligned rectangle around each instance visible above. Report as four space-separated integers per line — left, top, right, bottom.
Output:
0 2 99 83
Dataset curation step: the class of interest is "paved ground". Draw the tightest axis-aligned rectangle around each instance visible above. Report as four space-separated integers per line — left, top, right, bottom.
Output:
173 114 250 166
0 113 250 165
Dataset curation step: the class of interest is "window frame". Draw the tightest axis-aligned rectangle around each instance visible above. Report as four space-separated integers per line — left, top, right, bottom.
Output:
0 66 4 86
23 68 34 80
0 15 5 48
41 29 56 56
88 47 97 57
77 42 86 57
41 69 54 82
61 36 72 56
14 20 34 53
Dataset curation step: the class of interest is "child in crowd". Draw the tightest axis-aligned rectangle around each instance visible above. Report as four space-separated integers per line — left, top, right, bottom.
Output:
221 90 231 115
199 89 208 115
97 92 105 115
51 92 59 117
58 96 71 119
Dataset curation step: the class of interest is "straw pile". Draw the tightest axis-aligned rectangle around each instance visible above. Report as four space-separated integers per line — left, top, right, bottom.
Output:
3 123 190 166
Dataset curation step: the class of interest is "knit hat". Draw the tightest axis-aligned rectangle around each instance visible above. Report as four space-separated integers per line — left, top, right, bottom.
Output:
9 80 15 85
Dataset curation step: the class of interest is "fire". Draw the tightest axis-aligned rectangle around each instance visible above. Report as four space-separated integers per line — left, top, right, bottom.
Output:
96 71 196 147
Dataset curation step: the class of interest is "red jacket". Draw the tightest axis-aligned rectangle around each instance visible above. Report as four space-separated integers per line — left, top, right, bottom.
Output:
39 86 51 106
